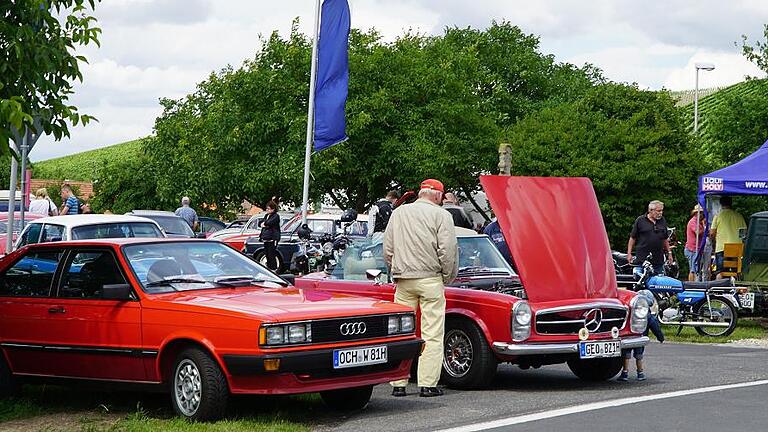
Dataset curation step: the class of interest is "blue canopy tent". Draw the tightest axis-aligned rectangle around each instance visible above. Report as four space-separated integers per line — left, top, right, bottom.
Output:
696 139 768 278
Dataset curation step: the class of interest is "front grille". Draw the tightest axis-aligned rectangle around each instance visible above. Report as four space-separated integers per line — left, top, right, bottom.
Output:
535 305 627 335
310 315 391 343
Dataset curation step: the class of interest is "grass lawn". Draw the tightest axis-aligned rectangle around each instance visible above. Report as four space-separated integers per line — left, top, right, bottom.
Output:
0 385 318 431
661 317 768 344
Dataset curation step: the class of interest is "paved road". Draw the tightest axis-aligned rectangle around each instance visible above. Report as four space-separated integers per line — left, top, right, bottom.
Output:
312 342 768 432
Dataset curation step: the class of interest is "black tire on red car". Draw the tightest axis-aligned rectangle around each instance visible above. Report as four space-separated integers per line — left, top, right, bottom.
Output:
0 354 20 398
566 356 624 381
441 318 497 389
320 384 374 411
170 348 228 421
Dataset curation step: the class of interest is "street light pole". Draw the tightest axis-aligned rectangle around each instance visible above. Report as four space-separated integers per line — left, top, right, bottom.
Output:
693 62 715 133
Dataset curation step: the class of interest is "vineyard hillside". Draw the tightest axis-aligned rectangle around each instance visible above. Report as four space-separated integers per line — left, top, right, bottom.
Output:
32 138 147 181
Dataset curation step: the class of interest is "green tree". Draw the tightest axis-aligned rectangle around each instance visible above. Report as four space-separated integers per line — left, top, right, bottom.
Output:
506 83 704 248
90 152 158 214
0 0 101 149
741 24 768 74
150 21 599 216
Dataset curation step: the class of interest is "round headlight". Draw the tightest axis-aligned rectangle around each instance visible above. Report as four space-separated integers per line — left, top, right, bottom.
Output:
633 296 649 320
513 301 532 326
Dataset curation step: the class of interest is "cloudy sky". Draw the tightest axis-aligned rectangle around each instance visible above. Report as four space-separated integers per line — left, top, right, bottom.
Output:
32 0 768 160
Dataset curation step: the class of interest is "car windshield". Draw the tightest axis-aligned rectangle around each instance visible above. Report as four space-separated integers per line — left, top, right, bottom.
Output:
123 241 287 293
147 216 194 237
72 222 164 240
329 235 516 280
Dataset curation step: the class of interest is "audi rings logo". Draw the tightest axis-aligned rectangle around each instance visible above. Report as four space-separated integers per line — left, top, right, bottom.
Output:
583 309 603 333
339 322 367 336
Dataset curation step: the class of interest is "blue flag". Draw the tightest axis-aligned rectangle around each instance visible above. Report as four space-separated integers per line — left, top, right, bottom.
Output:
313 0 350 152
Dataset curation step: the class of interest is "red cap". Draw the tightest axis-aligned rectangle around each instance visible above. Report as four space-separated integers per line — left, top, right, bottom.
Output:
420 179 444 193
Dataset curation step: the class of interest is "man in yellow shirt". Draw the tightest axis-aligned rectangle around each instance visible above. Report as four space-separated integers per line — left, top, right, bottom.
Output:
709 196 747 278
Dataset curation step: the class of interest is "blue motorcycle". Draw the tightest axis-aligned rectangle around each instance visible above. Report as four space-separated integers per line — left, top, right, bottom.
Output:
633 255 739 337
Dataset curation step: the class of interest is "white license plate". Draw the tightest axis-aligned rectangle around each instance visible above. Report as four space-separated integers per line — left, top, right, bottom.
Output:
333 345 387 369
739 293 755 309
579 340 621 359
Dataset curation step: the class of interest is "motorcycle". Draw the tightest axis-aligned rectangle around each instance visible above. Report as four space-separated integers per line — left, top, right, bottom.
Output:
289 224 327 275
632 254 740 337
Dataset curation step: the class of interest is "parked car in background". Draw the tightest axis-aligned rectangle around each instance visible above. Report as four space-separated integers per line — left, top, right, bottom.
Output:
243 212 368 273
209 211 294 251
295 176 649 388
0 238 421 420
197 216 226 237
0 191 33 212
0 213 44 256
126 210 201 238
14 215 166 250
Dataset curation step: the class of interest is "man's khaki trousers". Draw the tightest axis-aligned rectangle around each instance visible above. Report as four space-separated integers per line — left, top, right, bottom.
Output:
390 276 446 388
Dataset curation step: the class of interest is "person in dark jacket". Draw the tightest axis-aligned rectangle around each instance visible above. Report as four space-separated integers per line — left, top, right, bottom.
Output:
259 201 281 272
442 192 473 229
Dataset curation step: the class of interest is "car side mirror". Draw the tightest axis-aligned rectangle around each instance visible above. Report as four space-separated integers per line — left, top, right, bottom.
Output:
279 274 296 285
102 283 134 301
196 232 207 239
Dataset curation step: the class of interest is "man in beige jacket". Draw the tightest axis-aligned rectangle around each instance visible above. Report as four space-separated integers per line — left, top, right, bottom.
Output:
385 178 458 397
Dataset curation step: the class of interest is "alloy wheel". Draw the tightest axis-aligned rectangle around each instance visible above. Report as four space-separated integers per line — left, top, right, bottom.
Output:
174 359 202 417
444 328 474 378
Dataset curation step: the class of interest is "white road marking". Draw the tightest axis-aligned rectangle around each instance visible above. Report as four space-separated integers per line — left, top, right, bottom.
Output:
438 379 768 432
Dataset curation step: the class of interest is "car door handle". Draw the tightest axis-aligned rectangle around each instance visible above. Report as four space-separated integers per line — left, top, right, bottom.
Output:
48 306 66 314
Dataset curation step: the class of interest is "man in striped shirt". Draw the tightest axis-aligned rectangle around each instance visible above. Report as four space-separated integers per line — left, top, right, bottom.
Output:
60 184 80 215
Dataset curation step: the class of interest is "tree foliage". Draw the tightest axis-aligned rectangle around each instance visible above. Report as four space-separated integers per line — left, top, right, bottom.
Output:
0 0 101 149
148 21 599 215
506 83 704 247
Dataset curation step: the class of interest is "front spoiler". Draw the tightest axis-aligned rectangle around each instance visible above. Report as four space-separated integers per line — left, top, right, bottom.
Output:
492 336 649 356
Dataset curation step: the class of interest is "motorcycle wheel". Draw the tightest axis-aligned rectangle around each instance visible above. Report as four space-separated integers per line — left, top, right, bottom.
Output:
255 251 283 273
694 296 738 337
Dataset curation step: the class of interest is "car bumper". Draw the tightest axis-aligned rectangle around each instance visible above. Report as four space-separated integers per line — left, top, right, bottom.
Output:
491 335 649 356
223 338 422 395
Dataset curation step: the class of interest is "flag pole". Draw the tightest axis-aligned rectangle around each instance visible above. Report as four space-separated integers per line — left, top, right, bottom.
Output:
301 0 322 225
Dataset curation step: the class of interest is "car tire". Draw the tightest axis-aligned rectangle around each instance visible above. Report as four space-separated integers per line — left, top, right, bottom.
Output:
441 318 497 389
0 354 20 398
320 385 374 411
567 356 624 381
170 348 228 421
254 251 284 273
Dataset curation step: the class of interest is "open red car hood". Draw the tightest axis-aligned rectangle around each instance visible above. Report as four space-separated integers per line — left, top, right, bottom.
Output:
480 176 617 303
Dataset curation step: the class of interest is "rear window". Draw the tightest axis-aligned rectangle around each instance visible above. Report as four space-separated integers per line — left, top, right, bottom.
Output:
149 216 194 237
71 222 164 240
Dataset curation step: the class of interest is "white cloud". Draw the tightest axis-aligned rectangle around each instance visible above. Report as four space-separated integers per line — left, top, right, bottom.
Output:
663 52 766 90
30 0 768 161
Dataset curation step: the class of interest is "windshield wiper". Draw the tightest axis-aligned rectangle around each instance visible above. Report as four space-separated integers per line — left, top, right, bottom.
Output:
213 275 289 287
146 277 209 287
458 266 491 273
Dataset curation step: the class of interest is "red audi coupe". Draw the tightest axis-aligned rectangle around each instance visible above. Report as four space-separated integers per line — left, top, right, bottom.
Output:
0 239 421 420
295 176 650 388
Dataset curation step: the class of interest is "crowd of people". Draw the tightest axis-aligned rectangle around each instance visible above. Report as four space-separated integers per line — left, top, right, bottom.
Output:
627 197 747 281
27 184 93 217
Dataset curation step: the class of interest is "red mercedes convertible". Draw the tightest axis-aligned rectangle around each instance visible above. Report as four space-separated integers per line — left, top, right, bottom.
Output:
295 176 650 388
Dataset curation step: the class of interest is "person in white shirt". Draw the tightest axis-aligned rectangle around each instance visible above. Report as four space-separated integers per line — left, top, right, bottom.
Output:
29 188 57 216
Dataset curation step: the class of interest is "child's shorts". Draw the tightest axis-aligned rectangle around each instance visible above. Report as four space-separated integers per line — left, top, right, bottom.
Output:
622 347 644 360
